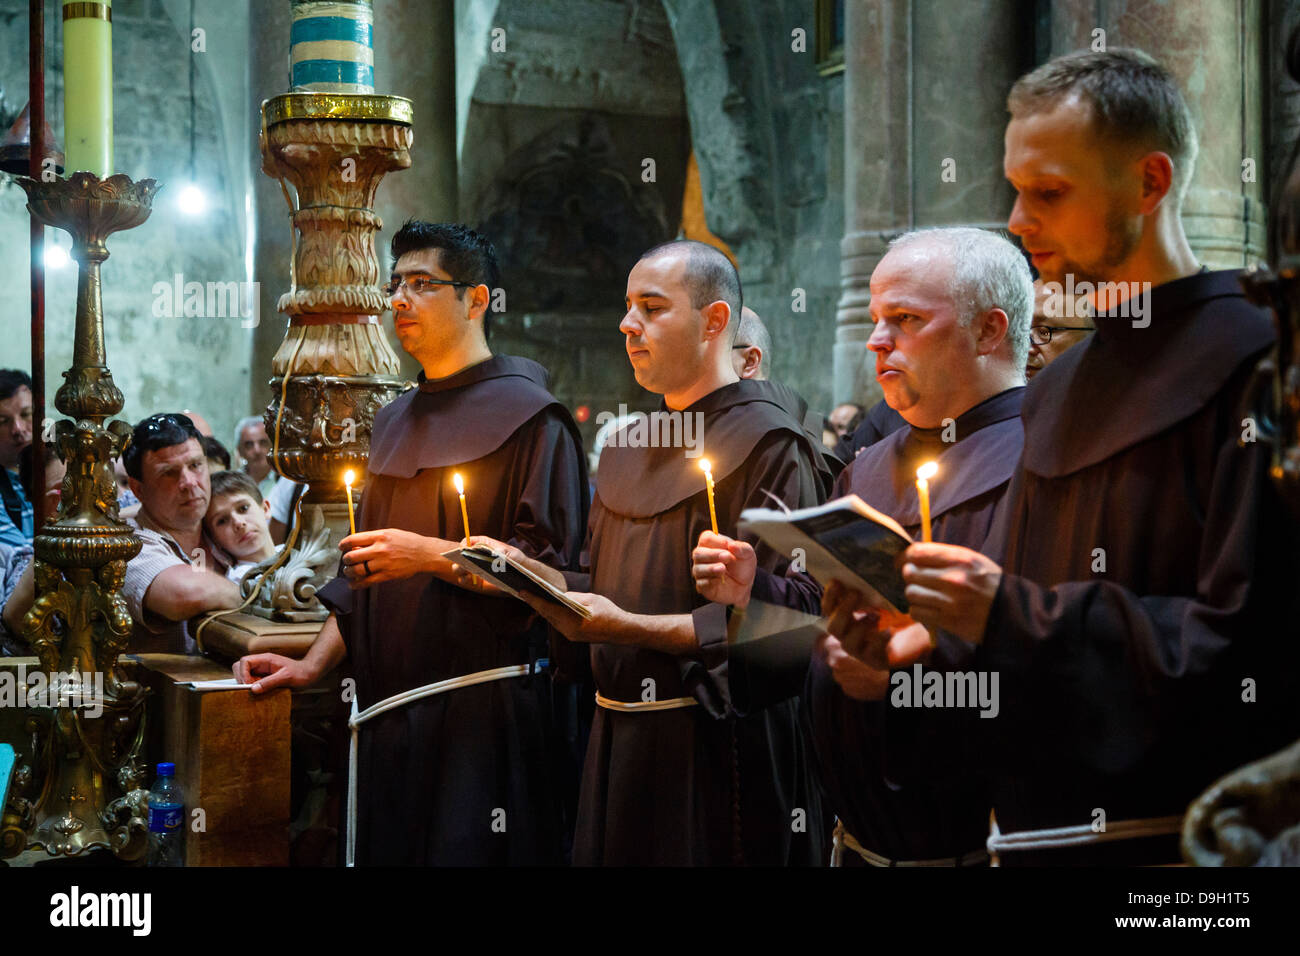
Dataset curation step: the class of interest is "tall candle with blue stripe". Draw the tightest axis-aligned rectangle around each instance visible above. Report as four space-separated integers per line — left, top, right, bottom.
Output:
290 0 375 94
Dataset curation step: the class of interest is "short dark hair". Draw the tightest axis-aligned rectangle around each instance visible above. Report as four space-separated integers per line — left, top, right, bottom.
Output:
123 413 202 480
390 220 500 339
201 435 231 470
639 240 743 341
208 469 263 506
1007 48 1198 206
0 369 32 402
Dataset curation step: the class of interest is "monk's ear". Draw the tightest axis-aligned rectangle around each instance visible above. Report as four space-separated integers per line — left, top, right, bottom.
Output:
466 284 491 321
1137 151 1175 215
974 307 1010 356
703 300 731 341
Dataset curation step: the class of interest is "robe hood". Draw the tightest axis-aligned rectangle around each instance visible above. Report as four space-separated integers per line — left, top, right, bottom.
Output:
367 354 573 477
1022 270 1275 478
595 379 823 518
845 387 1024 527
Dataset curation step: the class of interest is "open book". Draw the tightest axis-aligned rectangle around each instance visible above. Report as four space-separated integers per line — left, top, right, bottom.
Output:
739 494 913 615
442 544 594 620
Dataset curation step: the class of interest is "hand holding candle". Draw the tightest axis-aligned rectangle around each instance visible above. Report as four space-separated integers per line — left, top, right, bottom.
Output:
915 461 937 543
699 458 718 535
343 469 357 536
453 472 471 544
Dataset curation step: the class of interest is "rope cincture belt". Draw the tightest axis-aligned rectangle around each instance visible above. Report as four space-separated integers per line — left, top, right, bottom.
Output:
345 661 546 867
830 820 989 868
594 691 698 713
986 813 1185 866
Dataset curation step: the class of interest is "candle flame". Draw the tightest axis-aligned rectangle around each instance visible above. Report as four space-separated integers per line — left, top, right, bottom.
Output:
343 469 355 487
699 458 712 475
453 472 465 495
916 461 938 481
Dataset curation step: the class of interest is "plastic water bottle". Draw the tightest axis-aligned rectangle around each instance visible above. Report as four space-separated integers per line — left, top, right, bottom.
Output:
146 762 185 867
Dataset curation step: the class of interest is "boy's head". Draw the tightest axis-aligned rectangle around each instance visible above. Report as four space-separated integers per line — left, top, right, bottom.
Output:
205 470 274 562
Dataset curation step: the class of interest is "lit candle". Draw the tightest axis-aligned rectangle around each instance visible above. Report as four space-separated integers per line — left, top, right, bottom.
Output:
699 458 718 535
915 461 937 543
343 469 357 535
62 0 114 176
453 472 470 544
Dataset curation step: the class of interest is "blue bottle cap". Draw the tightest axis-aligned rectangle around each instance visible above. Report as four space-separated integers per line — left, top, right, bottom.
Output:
156 762 175 776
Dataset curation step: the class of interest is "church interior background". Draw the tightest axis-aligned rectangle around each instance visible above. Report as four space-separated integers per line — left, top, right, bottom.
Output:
0 0 1298 870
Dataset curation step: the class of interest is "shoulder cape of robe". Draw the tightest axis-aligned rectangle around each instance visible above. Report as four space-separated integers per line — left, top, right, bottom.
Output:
804 386 1022 861
574 378 828 865
981 270 1300 864
317 353 589 865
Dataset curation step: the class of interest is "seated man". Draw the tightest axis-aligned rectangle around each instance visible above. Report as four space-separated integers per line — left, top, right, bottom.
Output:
204 470 279 582
121 413 240 654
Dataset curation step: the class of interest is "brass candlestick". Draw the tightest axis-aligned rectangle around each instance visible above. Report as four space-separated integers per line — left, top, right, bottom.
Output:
1 172 158 860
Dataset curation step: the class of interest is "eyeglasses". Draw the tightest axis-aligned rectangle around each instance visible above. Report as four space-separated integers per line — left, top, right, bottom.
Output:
732 344 754 351
383 276 472 298
1030 325 1093 346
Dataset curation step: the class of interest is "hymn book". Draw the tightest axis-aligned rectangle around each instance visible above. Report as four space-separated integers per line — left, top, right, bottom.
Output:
443 544 595 620
739 494 914 615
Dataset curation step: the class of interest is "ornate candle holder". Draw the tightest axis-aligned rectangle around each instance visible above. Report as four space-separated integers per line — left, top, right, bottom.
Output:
1 173 158 860
246 92 412 622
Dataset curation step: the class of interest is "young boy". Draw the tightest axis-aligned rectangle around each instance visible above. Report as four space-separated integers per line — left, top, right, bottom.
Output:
205 470 280 582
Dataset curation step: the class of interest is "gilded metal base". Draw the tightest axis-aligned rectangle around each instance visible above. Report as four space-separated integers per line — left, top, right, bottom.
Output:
1 173 157 859
262 92 413 128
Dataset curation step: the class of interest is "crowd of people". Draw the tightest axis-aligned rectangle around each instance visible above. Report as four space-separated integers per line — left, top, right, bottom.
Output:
0 394 286 655
3 47 1297 867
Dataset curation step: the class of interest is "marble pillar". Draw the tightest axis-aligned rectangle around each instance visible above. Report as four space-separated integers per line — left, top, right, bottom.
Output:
1050 0 1268 267
834 0 1022 408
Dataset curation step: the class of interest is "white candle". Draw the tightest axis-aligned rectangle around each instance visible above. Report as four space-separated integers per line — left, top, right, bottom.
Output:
343 469 357 535
916 461 937 543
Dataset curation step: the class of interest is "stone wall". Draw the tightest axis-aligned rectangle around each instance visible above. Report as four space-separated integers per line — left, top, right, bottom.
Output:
0 0 253 450
455 0 847 445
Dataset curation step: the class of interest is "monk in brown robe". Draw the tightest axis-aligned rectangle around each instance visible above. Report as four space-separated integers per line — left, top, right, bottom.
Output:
476 240 830 865
860 49 1300 864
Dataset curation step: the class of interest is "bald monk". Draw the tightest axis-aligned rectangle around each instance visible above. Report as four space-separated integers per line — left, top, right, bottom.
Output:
474 240 830 865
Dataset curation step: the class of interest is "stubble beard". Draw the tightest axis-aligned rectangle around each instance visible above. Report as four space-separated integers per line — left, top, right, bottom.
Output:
1050 206 1142 290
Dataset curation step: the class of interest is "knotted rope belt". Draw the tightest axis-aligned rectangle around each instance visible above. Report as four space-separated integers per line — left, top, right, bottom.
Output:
346 661 546 867
594 691 698 713
830 820 989 868
986 812 1184 866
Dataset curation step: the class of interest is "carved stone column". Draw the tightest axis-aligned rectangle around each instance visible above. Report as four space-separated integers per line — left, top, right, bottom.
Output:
834 0 1022 408
1049 0 1268 266
248 93 412 621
